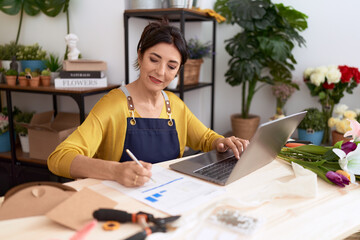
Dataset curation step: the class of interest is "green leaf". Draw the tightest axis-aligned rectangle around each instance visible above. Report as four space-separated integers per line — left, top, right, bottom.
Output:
37 0 68 17
276 3 308 31
258 35 293 62
0 0 22 15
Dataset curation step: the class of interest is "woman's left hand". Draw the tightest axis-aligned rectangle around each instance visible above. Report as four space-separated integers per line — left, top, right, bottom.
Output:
214 136 249 159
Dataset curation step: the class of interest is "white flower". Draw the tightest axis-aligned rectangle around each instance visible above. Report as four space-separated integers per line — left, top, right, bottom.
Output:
314 66 328 75
326 67 341 84
303 67 314 79
355 109 360 116
334 104 348 117
310 72 325 86
333 145 360 183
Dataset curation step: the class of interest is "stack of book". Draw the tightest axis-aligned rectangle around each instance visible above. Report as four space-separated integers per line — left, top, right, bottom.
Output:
54 60 108 88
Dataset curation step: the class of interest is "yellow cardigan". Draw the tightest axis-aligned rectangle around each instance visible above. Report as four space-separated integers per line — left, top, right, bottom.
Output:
47 88 223 178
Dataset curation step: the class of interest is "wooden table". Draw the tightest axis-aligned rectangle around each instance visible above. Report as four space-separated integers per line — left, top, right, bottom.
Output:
0 157 359 240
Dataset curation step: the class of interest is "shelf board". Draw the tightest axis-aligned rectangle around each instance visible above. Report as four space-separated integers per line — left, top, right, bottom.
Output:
166 82 212 93
124 8 215 22
0 146 47 166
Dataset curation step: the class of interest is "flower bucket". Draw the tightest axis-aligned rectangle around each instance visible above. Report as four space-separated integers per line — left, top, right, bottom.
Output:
298 129 324 145
331 130 351 146
0 131 11 152
20 60 46 72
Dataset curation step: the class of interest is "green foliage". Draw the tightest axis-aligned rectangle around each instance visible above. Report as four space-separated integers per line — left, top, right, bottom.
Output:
16 43 47 60
298 108 326 131
187 38 212 59
30 71 39 77
0 0 70 44
44 53 62 72
41 69 51 76
19 71 25 76
0 42 23 60
5 69 17 76
214 0 308 118
14 110 34 135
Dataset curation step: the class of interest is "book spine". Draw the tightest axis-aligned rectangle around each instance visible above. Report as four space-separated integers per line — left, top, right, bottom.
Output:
54 77 107 88
59 71 103 78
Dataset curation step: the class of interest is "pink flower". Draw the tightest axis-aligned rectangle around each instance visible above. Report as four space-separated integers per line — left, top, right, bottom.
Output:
344 119 360 141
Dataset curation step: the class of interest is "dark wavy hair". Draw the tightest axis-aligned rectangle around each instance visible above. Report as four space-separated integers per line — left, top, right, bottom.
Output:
134 19 188 70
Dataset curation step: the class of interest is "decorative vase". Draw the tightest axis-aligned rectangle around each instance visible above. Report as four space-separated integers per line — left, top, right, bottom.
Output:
29 77 40 87
50 72 59 85
231 114 260 140
40 76 51 86
0 131 11 152
331 130 351 146
18 76 28 86
5 76 17 86
298 128 324 146
130 0 163 9
20 60 46 72
321 101 334 145
19 134 30 153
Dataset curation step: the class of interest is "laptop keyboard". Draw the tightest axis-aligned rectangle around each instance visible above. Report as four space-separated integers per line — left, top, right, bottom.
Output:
194 157 237 182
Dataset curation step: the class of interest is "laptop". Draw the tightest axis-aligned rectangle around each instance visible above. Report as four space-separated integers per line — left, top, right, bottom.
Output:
169 111 306 186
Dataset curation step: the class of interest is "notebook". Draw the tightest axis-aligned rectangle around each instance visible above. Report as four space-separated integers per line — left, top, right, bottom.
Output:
169 111 306 186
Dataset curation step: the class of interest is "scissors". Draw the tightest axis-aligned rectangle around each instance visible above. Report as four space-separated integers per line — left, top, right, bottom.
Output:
93 208 180 240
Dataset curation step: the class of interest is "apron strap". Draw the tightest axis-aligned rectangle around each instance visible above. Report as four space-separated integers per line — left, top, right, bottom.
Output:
120 86 173 126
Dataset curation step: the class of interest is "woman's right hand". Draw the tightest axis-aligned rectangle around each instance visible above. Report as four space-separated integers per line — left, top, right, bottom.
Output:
113 161 153 187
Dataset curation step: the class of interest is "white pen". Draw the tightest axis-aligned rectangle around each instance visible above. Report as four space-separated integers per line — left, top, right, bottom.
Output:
126 149 156 183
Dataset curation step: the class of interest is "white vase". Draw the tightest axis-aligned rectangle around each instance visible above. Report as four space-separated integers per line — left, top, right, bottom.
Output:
19 134 30 153
1 60 22 73
167 76 179 89
51 72 60 84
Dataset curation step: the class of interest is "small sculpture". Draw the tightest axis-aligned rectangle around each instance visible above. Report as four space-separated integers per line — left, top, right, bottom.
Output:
10 56 19 72
65 33 80 60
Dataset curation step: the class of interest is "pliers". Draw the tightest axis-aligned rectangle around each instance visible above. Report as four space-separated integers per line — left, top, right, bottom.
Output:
93 208 180 240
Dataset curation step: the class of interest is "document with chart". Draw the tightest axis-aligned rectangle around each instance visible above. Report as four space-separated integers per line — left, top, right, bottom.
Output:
102 165 224 215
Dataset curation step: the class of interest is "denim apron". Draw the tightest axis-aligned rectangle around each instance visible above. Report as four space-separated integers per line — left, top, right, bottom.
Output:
119 86 180 164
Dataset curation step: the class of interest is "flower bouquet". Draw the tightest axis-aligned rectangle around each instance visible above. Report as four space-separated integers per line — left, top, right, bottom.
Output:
270 83 297 120
303 65 360 144
278 119 360 187
0 112 9 135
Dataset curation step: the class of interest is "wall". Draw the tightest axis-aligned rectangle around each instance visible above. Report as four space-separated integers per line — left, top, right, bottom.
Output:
0 0 360 136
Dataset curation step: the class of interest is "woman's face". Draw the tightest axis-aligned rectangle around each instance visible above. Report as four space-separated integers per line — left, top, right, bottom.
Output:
138 42 181 91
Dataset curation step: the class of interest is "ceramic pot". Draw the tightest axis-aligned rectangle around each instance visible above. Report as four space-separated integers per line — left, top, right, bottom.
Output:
19 134 30 153
20 60 46 72
231 114 260 140
40 76 51 86
18 76 28 86
5 76 17 86
29 77 40 87
0 131 11 152
298 128 324 145
332 130 351 145
130 0 163 9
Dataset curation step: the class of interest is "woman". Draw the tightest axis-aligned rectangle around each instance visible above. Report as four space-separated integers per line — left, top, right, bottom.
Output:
48 21 249 187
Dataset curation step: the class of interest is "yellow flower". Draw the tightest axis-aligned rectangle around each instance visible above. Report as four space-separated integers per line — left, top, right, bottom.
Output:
328 117 340 128
335 119 350 134
344 110 357 119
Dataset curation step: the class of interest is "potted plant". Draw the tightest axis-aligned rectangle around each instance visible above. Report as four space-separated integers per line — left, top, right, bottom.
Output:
328 104 358 145
18 71 28 86
0 67 5 83
182 38 212 86
297 108 326 145
27 71 40 87
214 0 308 139
14 110 34 153
0 110 10 152
44 53 62 83
16 43 47 72
5 69 17 86
0 42 22 72
40 69 51 86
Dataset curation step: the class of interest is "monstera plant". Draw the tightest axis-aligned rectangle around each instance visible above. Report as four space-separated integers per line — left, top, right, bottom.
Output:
214 0 308 139
0 0 70 45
